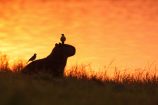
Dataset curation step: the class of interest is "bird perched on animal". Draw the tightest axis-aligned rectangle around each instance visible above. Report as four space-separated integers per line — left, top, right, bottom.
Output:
28 53 36 63
60 34 66 44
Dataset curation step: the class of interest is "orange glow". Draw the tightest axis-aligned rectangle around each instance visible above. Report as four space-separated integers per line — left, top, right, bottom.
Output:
0 0 158 71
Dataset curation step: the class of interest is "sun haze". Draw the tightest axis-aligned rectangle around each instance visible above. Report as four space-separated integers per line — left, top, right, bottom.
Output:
0 0 158 70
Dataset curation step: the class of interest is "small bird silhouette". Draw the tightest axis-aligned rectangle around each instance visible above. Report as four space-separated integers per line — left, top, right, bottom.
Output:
60 34 66 44
28 53 36 63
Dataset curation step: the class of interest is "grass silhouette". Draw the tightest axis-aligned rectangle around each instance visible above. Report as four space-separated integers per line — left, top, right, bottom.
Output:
0 54 158 105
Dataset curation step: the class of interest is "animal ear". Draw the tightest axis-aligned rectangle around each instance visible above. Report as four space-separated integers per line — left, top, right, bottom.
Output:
58 43 62 46
55 43 58 47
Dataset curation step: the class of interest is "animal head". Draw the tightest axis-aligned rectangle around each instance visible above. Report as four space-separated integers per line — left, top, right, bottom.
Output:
61 34 64 37
48 43 76 58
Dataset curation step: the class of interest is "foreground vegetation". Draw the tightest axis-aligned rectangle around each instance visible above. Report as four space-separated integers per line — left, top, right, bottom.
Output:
0 72 158 105
0 54 158 105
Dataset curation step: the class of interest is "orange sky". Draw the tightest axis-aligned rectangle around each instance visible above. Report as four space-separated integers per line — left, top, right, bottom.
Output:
0 0 158 70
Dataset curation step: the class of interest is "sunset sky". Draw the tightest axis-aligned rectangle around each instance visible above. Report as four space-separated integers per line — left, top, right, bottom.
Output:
0 0 158 70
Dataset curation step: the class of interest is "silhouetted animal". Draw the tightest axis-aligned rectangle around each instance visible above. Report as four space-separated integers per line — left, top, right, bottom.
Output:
60 34 66 44
22 43 76 77
28 53 36 63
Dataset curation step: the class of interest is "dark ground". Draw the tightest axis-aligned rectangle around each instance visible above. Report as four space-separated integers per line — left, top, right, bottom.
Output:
0 72 158 105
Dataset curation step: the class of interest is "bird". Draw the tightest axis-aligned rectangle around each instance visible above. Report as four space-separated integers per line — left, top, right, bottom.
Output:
60 34 66 44
27 53 37 63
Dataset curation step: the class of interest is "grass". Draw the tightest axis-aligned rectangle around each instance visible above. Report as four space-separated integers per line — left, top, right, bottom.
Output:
0 54 158 105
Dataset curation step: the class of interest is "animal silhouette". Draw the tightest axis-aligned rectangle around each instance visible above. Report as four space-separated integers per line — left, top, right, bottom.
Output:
60 34 66 44
22 43 76 77
28 53 36 63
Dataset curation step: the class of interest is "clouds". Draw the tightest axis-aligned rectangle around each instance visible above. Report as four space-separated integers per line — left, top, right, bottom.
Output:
0 0 158 68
